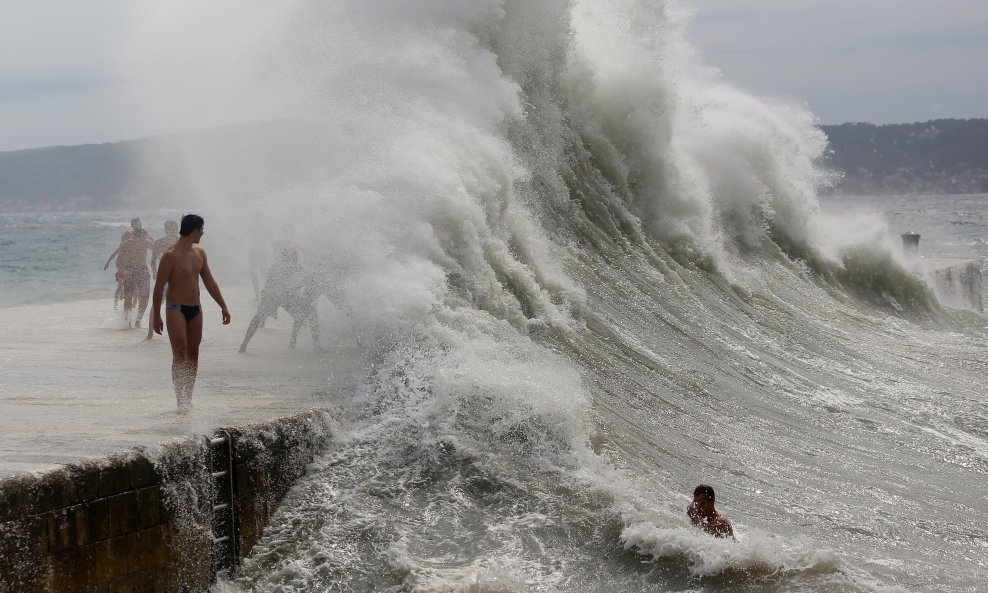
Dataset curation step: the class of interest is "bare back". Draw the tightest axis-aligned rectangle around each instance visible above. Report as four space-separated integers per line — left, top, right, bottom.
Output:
151 236 176 270
119 237 151 270
160 244 205 305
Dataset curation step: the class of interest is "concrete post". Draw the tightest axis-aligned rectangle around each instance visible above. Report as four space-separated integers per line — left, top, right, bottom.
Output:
901 232 920 258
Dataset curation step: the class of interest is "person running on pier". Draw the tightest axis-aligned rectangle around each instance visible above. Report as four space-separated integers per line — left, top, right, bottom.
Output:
286 280 322 351
145 221 180 340
119 227 153 327
104 218 145 310
687 484 734 539
152 214 231 413
104 230 132 309
239 247 306 353
150 220 180 274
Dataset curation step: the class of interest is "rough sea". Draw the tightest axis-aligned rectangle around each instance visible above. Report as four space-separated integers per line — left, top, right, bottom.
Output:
3 1 988 592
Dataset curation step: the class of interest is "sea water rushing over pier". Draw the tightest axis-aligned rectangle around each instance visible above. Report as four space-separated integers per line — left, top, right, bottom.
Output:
902 231 984 313
919 258 983 312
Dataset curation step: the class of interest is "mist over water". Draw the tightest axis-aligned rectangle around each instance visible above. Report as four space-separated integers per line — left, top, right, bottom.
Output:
116 1 988 592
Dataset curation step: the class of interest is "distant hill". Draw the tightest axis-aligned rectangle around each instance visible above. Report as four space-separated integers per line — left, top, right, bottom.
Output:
0 120 334 212
1 118 985 211
820 119 988 195
0 139 158 211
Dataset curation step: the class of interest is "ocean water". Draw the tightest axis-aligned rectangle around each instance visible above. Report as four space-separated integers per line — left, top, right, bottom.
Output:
0 210 252 308
7 1 988 592
0 211 177 308
822 192 988 274
0 211 136 308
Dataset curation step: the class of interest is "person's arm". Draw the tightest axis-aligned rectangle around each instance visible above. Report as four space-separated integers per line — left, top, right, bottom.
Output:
724 519 738 541
104 247 119 271
152 253 173 335
710 516 734 539
200 250 231 324
150 242 162 275
687 503 703 526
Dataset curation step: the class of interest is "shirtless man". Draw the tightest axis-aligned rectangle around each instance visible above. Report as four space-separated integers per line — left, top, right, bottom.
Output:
150 220 180 274
119 228 154 327
239 247 306 353
145 221 180 340
105 230 133 309
152 214 231 412
687 484 735 539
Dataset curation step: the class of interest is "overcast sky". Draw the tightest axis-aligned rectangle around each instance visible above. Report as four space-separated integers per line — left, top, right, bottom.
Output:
1 1 986 152
687 0 988 127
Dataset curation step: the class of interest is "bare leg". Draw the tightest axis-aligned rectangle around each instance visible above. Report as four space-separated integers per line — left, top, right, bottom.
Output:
166 310 203 412
309 315 321 350
135 286 150 328
123 282 135 324
289 318 301 349
184 312 203 406
165 309 190 410
239 312 267 353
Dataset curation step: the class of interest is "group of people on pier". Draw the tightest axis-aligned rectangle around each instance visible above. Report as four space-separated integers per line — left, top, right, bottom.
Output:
105 214 349 365
104 217 179 333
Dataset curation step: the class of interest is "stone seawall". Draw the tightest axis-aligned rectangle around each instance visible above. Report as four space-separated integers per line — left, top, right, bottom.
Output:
919 258 984 313
0 410 334 593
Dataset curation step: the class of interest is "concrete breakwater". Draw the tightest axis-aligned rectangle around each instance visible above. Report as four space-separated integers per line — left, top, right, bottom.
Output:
0 410 334 593
919 258 984 313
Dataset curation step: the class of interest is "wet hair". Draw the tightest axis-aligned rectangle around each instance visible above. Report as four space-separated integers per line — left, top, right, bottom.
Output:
164 220 179 233
693 484 715 501
280 247 299 264
132 228 148 239
130 217 142 228
180 214 205 236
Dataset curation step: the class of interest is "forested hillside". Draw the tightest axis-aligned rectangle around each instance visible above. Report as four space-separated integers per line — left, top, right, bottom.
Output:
0 139 189 211
820 119 988 195
1 118 986 211
0 120 331 211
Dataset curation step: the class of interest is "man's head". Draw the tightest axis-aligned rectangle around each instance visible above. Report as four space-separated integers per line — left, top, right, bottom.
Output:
131 217 142 230
280 247 299 264
164 220 179 236
180 214 205 242
692 484 717 514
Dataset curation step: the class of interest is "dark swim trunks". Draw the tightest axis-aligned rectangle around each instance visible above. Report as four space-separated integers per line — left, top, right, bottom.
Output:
165 303 202 321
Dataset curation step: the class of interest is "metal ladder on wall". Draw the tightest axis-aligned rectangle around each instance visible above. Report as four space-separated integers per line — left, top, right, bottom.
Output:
209 430 238 578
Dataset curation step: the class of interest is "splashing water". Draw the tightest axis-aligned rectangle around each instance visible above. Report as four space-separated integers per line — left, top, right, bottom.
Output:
117 1 988 592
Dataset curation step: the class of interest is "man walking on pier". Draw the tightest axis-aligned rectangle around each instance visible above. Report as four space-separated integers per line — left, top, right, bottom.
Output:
152 214 231 413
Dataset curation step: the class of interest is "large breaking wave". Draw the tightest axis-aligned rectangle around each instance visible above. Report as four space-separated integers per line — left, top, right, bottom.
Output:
125 1 987 591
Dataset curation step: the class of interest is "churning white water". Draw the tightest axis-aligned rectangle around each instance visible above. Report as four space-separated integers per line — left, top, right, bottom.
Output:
115 1 988 591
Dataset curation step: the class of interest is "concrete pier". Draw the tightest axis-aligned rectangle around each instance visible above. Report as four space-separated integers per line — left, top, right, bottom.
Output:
0 290 360 477
0 289 360 591
900 232 984 313
0 410 334 593
918 258 984 313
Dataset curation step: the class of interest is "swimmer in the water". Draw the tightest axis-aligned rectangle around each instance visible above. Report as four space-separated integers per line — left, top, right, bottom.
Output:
687 484 734 539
